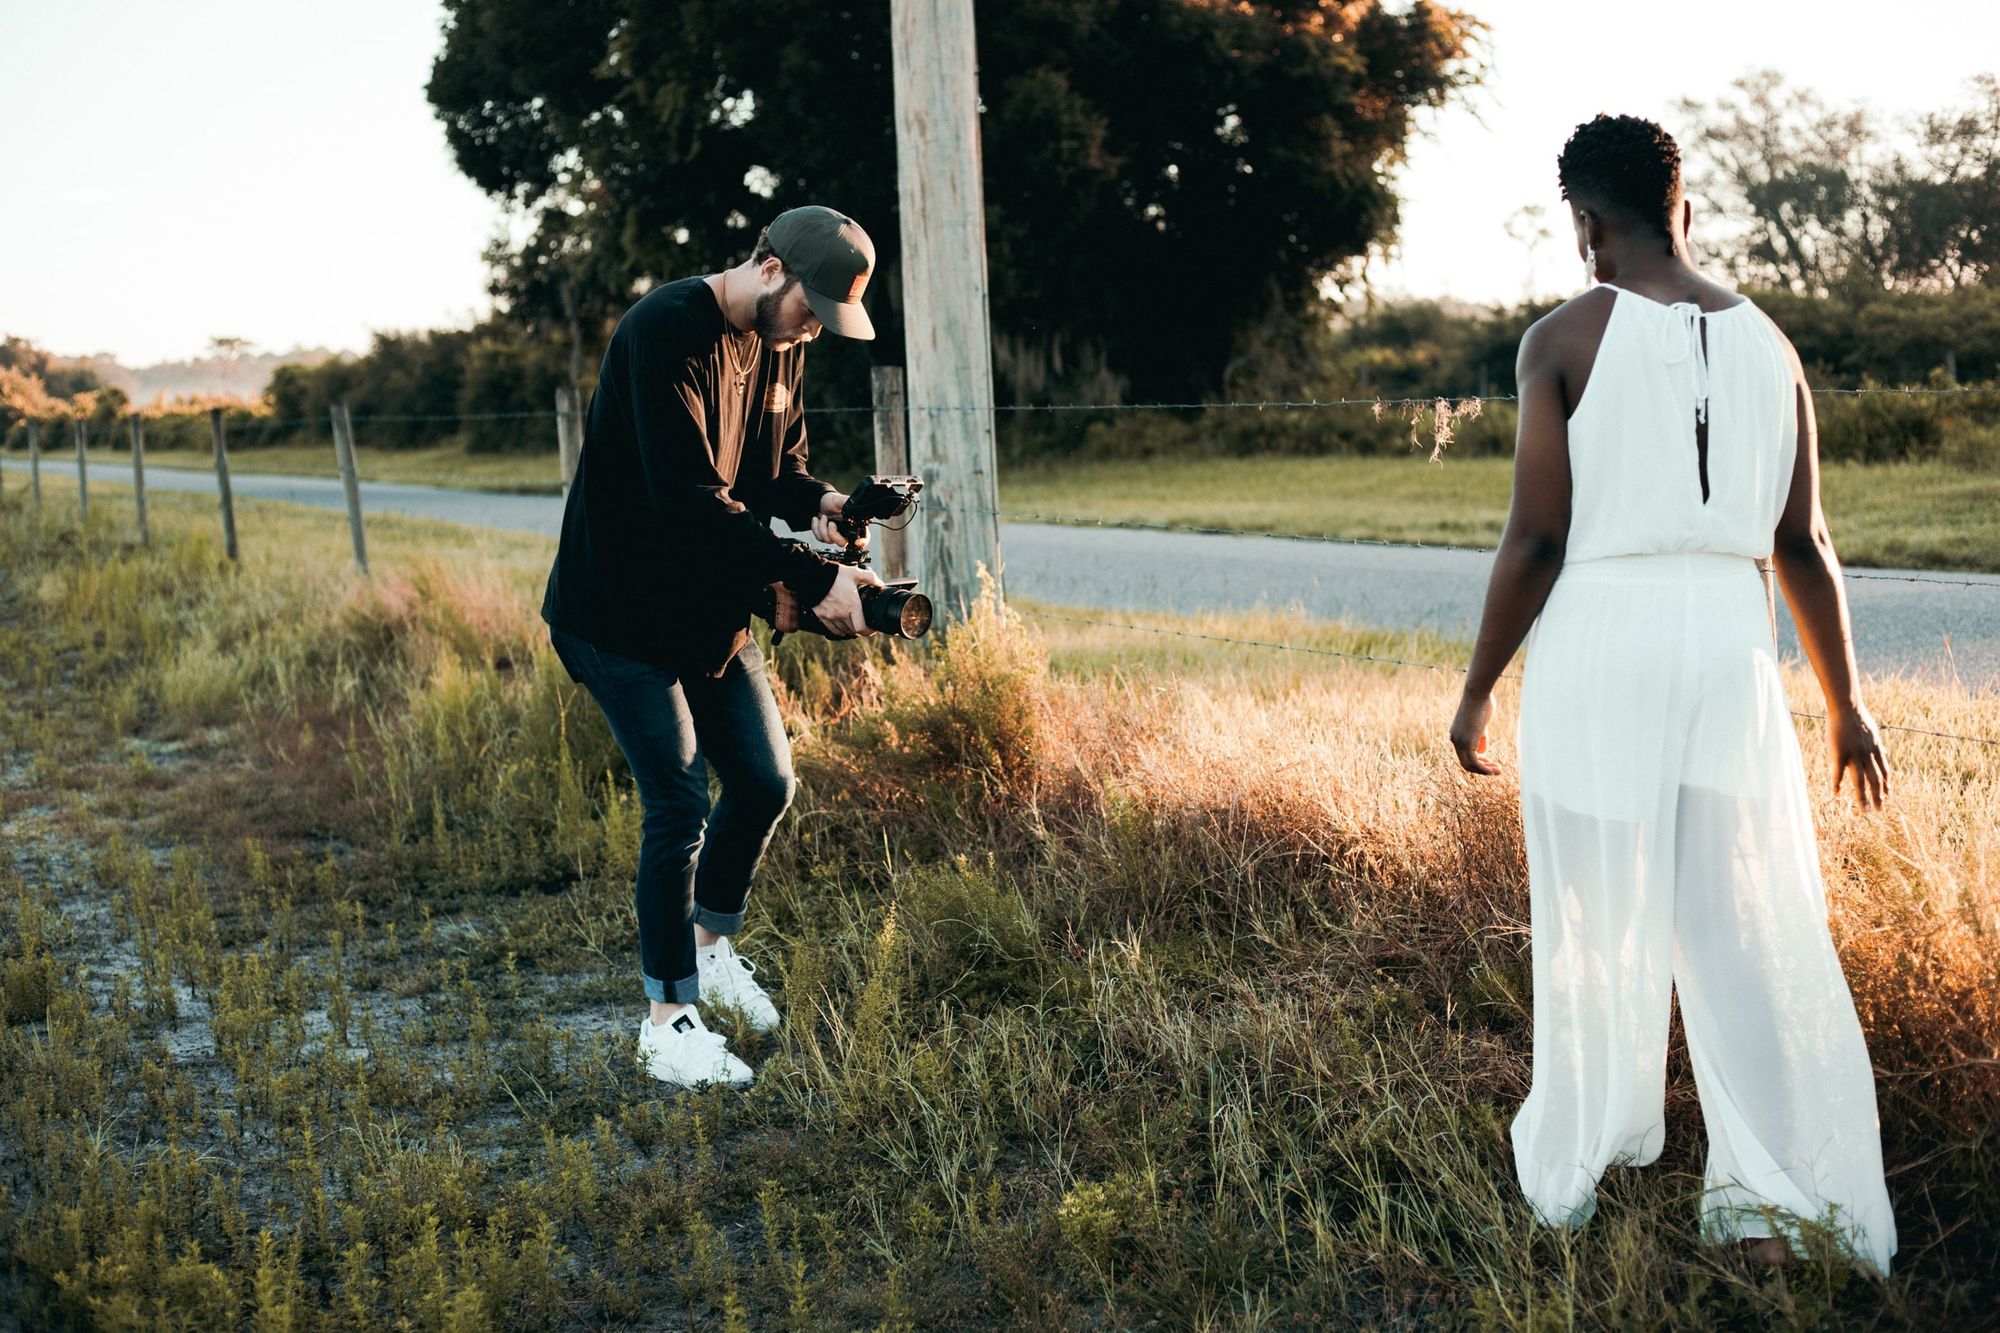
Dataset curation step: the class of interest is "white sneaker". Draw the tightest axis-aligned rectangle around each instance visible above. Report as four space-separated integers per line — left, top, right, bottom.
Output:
636 1008 753 1088
697 936 782 1033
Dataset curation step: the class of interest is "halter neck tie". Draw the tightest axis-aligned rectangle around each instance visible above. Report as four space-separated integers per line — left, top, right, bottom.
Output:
1662 300 1711 426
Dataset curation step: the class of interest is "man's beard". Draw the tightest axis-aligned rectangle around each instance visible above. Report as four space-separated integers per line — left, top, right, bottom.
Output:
753 277 802 344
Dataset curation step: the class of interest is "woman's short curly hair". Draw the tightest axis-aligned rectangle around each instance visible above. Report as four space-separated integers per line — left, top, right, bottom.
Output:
1557 114 1682 244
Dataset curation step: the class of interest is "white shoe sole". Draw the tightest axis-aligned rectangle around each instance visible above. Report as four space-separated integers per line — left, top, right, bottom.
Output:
637 1051 754 1089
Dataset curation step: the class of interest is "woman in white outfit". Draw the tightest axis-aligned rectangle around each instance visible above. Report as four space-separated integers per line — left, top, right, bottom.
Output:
1448 114 1895 1272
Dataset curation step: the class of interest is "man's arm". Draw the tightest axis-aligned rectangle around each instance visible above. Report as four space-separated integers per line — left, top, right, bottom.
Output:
628 337 838 608
1450 314 1575 775
1769 339 1889 810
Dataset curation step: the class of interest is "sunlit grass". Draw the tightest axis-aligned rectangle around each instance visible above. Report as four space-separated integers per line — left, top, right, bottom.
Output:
1 481 1994 1327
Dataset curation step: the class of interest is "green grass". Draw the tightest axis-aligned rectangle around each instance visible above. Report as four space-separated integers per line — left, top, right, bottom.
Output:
1001 454 2000 573
2 479 1995 1328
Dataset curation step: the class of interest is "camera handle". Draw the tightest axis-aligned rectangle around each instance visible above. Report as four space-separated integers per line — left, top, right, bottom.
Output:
831 511 874 568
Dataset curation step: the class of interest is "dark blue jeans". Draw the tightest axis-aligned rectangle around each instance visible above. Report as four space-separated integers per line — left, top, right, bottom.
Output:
549 625 796 1004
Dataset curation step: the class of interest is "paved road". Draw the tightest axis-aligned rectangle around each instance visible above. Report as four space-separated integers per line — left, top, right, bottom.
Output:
1000 524 2000 690
9 458 1996 687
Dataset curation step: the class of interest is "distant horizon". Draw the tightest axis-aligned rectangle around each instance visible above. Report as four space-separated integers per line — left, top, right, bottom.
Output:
2 1 1995 367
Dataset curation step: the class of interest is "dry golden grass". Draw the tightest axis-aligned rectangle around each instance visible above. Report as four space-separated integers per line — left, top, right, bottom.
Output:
0 481 1994 1328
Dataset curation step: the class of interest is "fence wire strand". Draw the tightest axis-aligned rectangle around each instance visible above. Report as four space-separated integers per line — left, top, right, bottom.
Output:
1023 608 2000 748
934 504 2000 590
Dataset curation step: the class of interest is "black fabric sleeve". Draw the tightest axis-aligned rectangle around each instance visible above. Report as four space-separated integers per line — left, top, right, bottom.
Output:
767 358 836 530
627 336 839 606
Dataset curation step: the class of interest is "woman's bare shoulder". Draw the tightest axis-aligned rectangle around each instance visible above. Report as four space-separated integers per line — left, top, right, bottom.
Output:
1520 288 1617 369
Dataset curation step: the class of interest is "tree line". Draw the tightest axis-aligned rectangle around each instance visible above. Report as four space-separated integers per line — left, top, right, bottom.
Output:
3 11 1993 474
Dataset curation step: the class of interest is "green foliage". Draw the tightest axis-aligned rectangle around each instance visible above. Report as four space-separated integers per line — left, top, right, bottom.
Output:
895 860 1042 1008
429 0 1484 406
266 322 569 453
1054 285 2000 464
1678 72 2000 294
1754 282 2000 386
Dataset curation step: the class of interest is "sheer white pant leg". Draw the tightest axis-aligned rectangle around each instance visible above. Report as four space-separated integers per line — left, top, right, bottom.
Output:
1512 796 1676 1226
1671 639 1897 1272
1511 573 1685 1227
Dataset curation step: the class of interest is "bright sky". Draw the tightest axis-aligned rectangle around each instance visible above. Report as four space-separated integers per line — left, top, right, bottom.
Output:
2 1 1996 368
0 0 497 366
1379 0 2000 300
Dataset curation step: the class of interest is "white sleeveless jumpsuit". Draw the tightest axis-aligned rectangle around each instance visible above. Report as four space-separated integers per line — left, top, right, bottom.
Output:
1512 283 1895 1272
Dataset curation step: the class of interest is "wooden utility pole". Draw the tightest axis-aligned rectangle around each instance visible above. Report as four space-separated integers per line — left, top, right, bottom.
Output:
27 422 40 506
555 385 583 494
871 367 911 581
209 409 240 562
890 0 1002 622
129 414 150 546
73 419 88 523
330 402 369 573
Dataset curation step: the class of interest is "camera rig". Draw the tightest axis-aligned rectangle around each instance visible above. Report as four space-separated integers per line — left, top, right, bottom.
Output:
757 474 932 642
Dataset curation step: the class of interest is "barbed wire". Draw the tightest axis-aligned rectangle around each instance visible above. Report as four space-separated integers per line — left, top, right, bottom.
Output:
345 410 557 423
935 504 2000 590
816 383 2000 414
29 378 2000 437
1023 608 2000 748
1785 712 2000 748
31 385 2000 594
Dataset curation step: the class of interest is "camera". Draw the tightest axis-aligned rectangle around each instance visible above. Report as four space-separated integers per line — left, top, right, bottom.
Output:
757 475 932 641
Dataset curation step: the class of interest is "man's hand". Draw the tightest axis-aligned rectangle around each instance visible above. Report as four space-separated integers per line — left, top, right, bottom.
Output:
1450 692 1501 776
811 563 886 638
811 491 851 547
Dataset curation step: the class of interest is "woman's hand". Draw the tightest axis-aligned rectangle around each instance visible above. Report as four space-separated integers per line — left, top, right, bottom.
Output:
1830 704 1890 811
1450 692 1501 776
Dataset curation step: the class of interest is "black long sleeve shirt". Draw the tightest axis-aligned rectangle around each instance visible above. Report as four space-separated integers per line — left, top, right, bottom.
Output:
541 277 839 677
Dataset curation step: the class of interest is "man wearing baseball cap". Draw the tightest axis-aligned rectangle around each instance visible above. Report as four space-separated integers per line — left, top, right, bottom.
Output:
541 205 881 1089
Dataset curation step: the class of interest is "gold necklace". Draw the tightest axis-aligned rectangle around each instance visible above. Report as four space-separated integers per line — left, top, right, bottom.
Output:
719 271 755 387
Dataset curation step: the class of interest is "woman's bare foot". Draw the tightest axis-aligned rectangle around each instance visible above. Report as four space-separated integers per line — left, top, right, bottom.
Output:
1741 1237 1793 1267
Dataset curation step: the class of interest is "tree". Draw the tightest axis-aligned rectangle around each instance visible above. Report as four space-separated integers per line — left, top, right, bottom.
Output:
1504 203 1553 301
1676 72 1999 295
428 0 1484 405
1874 75 2000 290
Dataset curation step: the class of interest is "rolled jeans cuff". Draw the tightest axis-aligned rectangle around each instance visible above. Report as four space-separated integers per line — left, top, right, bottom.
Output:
645 970 701 1005
694 904 747 935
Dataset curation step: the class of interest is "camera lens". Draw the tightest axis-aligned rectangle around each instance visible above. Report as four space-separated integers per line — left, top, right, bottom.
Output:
894 592 932 638
863 586 933 639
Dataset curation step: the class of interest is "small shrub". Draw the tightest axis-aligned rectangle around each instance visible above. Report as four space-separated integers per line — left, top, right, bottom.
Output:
895 859 1041 1006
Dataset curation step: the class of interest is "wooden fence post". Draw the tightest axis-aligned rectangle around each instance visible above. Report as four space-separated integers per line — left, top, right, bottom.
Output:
555 385 582 494
330 401 368 573
73 419 88 523
209 409 240 562
871 366 911 581
129 413 150 546
27 421 40 507
891 0 1004 622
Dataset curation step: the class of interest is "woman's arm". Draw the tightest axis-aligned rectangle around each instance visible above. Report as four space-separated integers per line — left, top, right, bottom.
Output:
1451 316 1574 776
1769 349 1890 810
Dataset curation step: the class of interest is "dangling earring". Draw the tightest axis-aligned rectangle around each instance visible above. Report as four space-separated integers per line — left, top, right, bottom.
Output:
1583 245 1598 287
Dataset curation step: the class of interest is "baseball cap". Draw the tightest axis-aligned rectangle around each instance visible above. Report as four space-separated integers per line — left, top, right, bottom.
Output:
766 206 877 340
